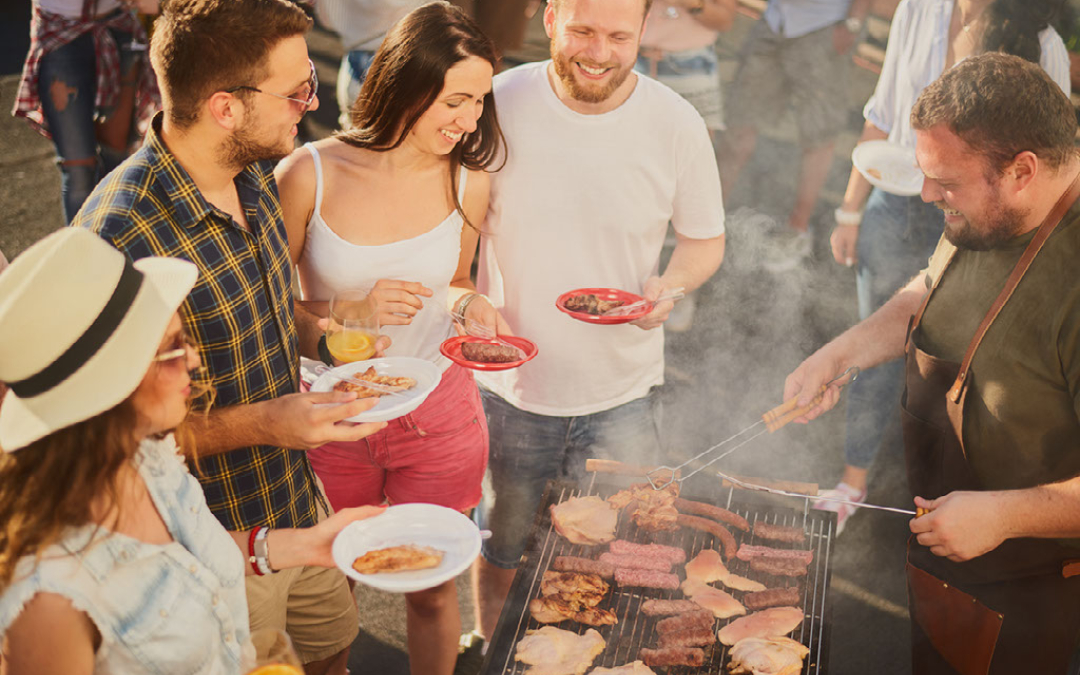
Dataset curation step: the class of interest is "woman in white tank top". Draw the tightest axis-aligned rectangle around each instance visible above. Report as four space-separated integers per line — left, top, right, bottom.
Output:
275 5 506 675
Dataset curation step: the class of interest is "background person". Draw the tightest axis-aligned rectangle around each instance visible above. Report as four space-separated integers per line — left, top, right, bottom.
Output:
819 0 1070 534
275 4 506 674
0 228 385 675
471 0 726 645
13 0 160 223
73 0 387 672
786 53 1080 673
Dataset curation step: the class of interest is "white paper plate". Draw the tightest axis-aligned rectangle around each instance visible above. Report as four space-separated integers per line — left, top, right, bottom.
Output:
332 503 482 593
309 357 441 423
852 140 924 197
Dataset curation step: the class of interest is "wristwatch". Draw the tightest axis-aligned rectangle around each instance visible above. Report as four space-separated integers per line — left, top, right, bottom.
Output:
845 16 864 33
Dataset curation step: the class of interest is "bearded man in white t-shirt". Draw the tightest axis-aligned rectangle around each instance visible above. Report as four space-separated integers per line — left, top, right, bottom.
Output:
468 0 726 642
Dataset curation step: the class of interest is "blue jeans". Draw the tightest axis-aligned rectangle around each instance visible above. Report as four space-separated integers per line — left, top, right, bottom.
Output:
475 388 663 568
335 49 377 129
37 25 139 222
843 189 944 469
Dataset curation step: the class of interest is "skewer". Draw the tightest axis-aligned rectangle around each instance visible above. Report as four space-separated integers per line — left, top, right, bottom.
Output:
717 471 929 517
644 367 861 491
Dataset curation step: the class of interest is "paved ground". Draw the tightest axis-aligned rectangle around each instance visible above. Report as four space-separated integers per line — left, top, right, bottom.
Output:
0 8 916 674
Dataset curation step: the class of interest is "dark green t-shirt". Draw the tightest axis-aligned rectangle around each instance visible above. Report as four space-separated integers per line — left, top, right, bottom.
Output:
915 201 1080 491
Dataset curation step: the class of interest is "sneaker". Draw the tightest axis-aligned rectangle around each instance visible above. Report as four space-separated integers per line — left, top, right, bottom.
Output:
762 230 812 273
665 295 696 333
454 631 486 675
812 481 867 536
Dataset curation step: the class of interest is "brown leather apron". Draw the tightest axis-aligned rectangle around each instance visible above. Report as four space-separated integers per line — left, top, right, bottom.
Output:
900 174 1080 675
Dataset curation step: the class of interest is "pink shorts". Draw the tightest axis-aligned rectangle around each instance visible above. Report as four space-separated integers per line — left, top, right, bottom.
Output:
308 363 489 513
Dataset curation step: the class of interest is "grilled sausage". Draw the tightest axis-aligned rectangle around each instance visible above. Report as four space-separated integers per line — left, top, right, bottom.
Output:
656 609 715 635
752 522 807 544
460 341 521 363
736 544 814 565
639 647 706 667
608 540 686 564
598 552 672 572
674 497 750 532
657 626 716 649
749 557 809 577
676 514 737 559
551 556 614 579
641 599 705 616
744 587 802 610
614 568 680 589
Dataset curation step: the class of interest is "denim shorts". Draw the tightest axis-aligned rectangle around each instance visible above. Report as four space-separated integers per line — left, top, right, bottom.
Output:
475 388 663 569
636 46 724 130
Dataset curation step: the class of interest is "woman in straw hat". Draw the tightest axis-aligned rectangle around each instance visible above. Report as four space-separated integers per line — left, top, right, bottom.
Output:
0 229 384 674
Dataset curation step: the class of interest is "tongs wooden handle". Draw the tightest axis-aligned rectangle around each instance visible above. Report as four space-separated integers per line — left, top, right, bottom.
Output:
761 366 861 433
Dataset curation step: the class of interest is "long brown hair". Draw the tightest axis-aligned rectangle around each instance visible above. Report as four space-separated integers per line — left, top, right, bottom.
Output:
336 1 506 229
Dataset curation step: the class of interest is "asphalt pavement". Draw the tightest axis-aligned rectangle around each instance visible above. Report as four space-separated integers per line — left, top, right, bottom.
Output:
0 9 916 674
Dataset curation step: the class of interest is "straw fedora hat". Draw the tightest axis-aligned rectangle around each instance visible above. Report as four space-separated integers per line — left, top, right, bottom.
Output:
0 229 198 451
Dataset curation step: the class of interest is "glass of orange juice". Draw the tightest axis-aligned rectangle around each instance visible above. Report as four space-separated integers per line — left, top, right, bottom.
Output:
326 289 379 363
243 628 303 675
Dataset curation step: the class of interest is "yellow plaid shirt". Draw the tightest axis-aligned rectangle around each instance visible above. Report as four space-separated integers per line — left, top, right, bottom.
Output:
75 113 319 531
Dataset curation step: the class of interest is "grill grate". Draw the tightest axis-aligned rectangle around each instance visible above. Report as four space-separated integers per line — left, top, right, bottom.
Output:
481 477 837 674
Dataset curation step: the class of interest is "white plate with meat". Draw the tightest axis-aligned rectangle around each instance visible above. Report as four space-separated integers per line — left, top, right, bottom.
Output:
851 140 924 197
309 357 441 423
332 503 482 593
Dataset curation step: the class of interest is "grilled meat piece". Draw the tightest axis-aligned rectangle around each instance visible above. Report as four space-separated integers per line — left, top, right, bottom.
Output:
727 637 810 675
656 609 715 635
564 294 624 315
639 647 705 668
609 483 680 532
608 540 686 564
744 587 802 611
749 558 809 578
514 627 606 675
677 514 737 559
614 568 680 589
551 556 614 579
598 552 672 572
658 626 717 649
674 497 750 532
590 662 656 675
351 544 442 574
539 571 608 603
640 599 706 616
460 341 523 363
752 522 806 545
684 549 765 592
736 545 813 565
528 597 618 626
550 496 618 545
332 366 417 399
681 580 747 619
717 607 805 646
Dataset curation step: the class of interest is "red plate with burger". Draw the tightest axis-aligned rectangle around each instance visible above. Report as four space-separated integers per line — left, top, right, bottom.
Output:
440 335 538 371
556 288 650 325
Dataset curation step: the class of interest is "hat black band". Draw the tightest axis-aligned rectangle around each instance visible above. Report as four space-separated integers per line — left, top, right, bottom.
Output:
8 259 144 399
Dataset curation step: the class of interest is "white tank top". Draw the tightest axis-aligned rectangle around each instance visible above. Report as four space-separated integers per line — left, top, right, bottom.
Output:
296 143 465 369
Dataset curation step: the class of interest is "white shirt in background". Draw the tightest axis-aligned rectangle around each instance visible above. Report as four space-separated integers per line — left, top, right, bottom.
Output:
36 0 122 18
315 0 426 52
477 61 725 417
864 0 1071 150
762 0 852 38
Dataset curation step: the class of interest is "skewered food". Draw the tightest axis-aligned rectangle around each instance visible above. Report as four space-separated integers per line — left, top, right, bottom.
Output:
656 609 714 635
657 626 716 649
674 498 750 532
639 647 705 668
751 523 806 545
685 549 766 592
514 627 606 675
735 545 814 565
640 599 706 616
677 514 737 559
589 662 656 675
749 558 809 578
461 341 523 363
351 544 442 574
717 607 805 646
332 367 416 398
680 580 747 619
727 637 809 675
598 552 672 572
608 540 686 564
550 496 619 545
614 568 680 590
744 588 802 611
551 556 614 579
564 294 624 315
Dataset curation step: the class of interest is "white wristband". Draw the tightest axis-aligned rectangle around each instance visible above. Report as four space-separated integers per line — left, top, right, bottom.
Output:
834 207 863 227
254 526 275 575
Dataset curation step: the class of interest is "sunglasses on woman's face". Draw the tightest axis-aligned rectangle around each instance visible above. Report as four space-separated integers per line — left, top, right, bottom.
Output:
152 331 196 368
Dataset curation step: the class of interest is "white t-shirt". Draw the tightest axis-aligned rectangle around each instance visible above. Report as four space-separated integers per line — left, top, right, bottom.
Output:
315 0 427 52
476 61 724 416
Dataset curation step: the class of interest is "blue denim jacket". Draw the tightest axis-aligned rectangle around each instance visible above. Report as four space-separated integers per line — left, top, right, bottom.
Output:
0 436 250 674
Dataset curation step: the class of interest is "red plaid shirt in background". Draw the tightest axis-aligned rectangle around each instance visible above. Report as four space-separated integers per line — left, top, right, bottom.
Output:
13 6 159 140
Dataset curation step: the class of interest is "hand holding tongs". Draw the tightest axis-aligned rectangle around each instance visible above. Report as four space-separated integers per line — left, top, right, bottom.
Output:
602 287 686 317
449 309 526 359
716 470 929 518
645 366 861 491
308 363 411 399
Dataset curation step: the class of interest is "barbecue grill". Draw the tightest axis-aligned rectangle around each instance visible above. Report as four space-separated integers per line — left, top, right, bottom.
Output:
480 476 838 674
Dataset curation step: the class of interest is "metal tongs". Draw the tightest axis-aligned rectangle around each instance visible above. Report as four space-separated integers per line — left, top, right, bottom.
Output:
602 287 686 317
645 366 861 491
716 471 927 517
449 310 526 360
309 363 411 399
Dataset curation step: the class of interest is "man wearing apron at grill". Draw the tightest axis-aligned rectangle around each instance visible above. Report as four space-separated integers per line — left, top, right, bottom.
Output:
784 52 1080 674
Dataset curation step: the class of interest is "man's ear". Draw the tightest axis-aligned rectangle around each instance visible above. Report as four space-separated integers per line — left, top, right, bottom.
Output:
543 1 556 39
205 91 243 131
1006 150 1038 194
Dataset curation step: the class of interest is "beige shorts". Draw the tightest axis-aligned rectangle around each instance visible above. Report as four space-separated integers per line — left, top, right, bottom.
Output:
245 563 358 663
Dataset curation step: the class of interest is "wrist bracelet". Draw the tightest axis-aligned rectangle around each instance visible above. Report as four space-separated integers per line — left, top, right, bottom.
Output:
254 526 275 575
834 207 863 227
456 292 488 318
248 527 263 576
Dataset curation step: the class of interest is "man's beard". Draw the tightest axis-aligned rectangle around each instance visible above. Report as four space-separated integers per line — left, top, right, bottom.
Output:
550 42 630 104
941 199 1029 251
221 116 293 169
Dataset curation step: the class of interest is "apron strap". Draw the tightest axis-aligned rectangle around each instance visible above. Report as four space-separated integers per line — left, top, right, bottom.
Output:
947 171 1080 403
907 246 958 351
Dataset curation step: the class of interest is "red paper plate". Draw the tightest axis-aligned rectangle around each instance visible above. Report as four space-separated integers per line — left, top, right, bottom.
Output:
556 288 649 325
440 335 538 371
